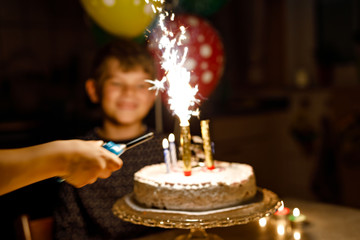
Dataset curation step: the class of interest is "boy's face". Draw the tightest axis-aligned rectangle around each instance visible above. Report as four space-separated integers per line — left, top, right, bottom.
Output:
93 58 156 126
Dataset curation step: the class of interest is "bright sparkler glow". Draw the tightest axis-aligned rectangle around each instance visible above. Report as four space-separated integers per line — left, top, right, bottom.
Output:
146 1 200 126
145 78 166 95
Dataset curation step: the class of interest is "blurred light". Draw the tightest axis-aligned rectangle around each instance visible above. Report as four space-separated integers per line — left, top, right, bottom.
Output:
294 231 301 240
259 217 267 227
277 224 285 235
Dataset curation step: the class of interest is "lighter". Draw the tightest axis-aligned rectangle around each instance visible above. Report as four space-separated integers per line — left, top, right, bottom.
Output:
102 132 154 156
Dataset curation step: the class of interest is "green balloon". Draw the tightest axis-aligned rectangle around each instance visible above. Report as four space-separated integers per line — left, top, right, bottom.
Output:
178 0 229 16
89 20 116 46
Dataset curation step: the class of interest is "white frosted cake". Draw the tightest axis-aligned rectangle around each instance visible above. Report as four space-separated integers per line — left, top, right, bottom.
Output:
133 161 257 211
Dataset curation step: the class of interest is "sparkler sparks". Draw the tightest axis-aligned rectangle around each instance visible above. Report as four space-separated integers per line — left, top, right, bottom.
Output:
146 2 200 125
145 78 166 95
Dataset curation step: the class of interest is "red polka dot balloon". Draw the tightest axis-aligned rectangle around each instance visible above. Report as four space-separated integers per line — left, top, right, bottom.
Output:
148 14 225 101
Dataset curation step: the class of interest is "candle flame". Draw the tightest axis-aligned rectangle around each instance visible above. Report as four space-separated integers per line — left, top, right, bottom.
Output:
146 2 200 125
278 200 284 211
293 207 300 217
168 133 175 142
162 138 169 149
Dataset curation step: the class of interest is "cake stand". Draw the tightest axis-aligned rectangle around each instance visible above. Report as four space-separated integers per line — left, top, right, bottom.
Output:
112 188 281 240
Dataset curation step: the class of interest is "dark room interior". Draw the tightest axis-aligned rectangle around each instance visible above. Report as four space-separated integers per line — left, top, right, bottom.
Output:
1 0 360 240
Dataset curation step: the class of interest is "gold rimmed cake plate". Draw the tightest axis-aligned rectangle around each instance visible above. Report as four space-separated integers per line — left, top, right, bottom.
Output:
113 188 281 239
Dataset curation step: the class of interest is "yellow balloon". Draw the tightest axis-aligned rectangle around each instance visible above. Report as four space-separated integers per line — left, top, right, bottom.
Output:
80 0 160 38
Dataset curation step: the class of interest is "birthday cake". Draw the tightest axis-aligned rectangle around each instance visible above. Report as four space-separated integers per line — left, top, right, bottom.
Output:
133 161 257 211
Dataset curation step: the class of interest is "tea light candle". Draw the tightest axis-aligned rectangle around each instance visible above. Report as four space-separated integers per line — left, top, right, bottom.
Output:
162 138 171 173
289 208 306 223
274 201 290 216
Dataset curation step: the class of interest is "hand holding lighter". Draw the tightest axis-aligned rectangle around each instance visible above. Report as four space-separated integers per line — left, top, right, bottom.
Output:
57 132 154 183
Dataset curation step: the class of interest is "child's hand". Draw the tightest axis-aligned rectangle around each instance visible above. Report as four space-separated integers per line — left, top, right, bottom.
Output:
60 140 123 187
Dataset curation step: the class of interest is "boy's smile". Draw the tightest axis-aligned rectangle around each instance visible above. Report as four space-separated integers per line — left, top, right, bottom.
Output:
116 101 138 110
93 58 156 127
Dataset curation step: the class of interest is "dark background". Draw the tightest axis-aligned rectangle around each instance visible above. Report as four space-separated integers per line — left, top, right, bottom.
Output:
1 0 360 238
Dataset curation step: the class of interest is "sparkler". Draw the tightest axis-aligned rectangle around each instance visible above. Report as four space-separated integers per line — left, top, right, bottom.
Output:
146 2 200 176
200 120 215 170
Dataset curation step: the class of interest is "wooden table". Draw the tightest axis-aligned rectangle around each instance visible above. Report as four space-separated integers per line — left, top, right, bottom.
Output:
133 198 360 240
